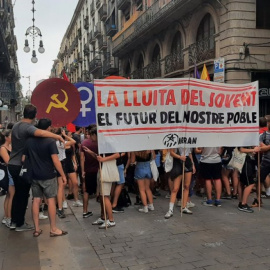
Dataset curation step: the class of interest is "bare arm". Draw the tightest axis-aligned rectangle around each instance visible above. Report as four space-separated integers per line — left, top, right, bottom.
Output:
239 147 260 154
34 129 64 143
169 148 186 161
0 147 10 164
97 153 120 163
80 151 85 178
62 130 76 147
82 146 97 159
259 142 270 152
51 154 67 184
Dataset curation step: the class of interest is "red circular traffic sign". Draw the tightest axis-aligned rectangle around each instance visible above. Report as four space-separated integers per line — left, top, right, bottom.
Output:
31 78 81 127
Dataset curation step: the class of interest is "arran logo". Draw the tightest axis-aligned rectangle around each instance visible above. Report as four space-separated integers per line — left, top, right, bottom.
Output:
163 134 179 147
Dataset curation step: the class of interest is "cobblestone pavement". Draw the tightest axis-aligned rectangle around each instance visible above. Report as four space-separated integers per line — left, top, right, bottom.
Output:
1 191 270 270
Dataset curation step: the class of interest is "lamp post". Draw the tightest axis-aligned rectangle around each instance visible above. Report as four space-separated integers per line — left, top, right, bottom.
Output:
22 76 32 103
23 1 45 63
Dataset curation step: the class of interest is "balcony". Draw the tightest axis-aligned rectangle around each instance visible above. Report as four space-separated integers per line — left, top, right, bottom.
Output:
131 68 144 79
117 0 130 11
103 54 118 75
106 22 117 37
112 0 195 57
99 4 107 21
0 22 10 72
164 51 184 75
89 56 102 73
96 0 101 9
84 16 89 30
98 36 107 51
94 22 101 38
89 31 95 44
143 61 161 79
78 28 82 40
90 2 95 15
188 36 215 65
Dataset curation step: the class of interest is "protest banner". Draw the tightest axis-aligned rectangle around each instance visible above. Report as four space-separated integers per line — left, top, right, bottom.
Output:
94 78 259 154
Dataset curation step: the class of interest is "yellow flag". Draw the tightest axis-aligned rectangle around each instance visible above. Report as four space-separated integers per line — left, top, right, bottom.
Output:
200 64 210 81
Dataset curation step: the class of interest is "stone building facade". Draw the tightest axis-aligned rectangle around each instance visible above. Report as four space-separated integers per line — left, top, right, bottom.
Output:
0 0 22 124
55 0 270 116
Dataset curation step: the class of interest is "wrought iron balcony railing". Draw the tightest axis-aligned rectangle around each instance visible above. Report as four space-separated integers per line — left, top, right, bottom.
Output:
89 31 95 44
90 2 95 15
188 36 215 65
106 22 117 37
103 54 118 75
98 36 107 50
89 56 102 73
118 0 130 11
94 22 101 38
143 61 161 79
164 51 184 75
131 68 144 79
99 4 107 21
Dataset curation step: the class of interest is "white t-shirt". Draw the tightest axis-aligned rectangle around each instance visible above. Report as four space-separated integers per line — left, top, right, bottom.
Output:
56 140 66 161
177 147 191 157
200 147 221 163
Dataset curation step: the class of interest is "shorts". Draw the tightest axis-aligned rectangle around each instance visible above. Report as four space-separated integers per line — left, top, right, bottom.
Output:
261 160 270 183
134 161 152 180
200 162 222 180
65 158 75 174
117 164 125 185
85 172 97 195
7 169 14 186
169 158 183 181
222 164 234 170
240 157 256 186
31 177 57 199
56 159 66 177
99 182 112 196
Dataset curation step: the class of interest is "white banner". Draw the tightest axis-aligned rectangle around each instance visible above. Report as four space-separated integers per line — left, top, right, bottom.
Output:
94 78 259 153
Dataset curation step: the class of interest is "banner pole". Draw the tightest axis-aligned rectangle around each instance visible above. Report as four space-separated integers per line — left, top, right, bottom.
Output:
258 152 261 211
181 157 185 218
99 160 107 229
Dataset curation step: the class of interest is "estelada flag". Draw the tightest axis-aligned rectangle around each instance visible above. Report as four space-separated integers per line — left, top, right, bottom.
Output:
62 70 70 82
200 64 210 81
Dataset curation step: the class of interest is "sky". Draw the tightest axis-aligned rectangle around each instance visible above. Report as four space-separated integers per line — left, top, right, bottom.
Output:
13 0 78 96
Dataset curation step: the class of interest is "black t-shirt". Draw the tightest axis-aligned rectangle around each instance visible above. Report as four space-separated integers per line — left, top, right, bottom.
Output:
24 137 59 180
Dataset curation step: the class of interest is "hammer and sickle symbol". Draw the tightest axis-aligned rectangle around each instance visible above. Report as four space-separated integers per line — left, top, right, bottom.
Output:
46 89 69 114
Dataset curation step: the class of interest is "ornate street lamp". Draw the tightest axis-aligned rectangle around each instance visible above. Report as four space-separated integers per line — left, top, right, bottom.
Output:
23 1 45 63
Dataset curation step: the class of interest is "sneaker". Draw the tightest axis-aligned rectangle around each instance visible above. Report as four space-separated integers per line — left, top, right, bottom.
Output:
221 194 232 200
153 191 161 196
165 193 171 199
177 200 181 207
39 212 48 220
182 207 193 214
43 203 48 211
112 206 124 213
1 217 7 224
92 218 105 225
231 194 238 199
164 210 173 219
5 219 11 228
15 223 34 232
57 209 66 218
202 200 213 206
99 220 116 229
214 200 222 207
62 201 68 209
73 200 83 207
238 203 254 213
138 207 148 213
186 201 195 208
83 211 93 218
152 195 156 199
9 222 16 230
251 198 262 207
66 194 74 200
148 204 154 211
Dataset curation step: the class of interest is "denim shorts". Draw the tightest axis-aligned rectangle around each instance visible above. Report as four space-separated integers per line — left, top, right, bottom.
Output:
134 161 152 180
117 164 125 185
7 169 14 186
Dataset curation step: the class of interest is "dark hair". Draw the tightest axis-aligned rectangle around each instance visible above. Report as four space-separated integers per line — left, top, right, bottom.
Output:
90 127 97 136
23 104 37 119
55 127 62 135
2 129 11 137
259 117 267 128
6 122 14 129
0 132 5 145
75 126 81 132
37 118 52 130
266 115 270 122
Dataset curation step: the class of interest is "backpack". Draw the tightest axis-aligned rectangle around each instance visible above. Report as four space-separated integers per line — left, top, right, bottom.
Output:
117 187 132 208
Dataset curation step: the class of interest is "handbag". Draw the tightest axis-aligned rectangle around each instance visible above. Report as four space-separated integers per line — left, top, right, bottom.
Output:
0 163 9 191
100 159 120 183
19 157 33 184
164 152 173 173
150 159 159 181
228 148 247 173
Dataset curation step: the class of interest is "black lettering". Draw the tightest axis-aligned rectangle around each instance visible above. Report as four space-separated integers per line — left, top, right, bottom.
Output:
227 112 234 124
160 112 167 124
124 113 132 124
183 111 190 123
105 113 112 126
116 112 123 125
168 111 175 123
149 112 157 124
198 112 206 124
140 112 148 124
132 113 139 125
97 113 106 126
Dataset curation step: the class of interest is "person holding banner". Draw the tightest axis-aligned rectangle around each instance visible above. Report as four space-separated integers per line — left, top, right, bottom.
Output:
131 150 155 213
164 148 195 219
198 147 223 207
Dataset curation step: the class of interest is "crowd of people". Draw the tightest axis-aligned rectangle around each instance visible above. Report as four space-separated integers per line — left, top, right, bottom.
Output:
0 104 269 234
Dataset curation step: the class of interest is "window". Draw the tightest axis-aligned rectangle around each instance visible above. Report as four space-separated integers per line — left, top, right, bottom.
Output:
256 0 270 29
152 44 160 62
171 32 183 55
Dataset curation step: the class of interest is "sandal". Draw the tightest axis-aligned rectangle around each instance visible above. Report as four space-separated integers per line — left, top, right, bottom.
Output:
33 229 43 237
50 230 68 237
